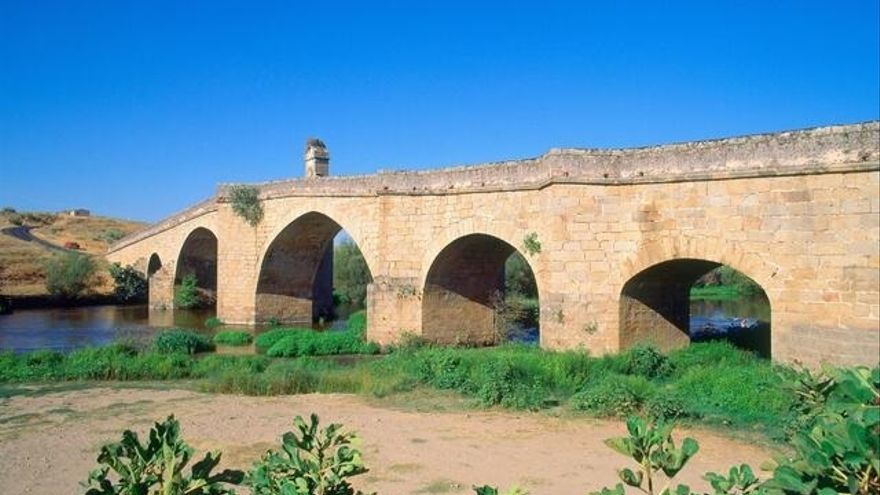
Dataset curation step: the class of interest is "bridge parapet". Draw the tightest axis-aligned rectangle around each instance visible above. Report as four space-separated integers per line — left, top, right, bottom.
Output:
108 198 218 253
214 121 878 201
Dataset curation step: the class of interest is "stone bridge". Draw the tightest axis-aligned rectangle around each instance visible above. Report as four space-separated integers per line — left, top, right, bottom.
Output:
107 122 880 366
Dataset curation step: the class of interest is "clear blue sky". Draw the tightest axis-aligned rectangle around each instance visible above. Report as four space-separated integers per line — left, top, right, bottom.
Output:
1 1 878 222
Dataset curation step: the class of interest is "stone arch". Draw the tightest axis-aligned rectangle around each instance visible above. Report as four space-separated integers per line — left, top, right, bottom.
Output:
255 211 374 324
421 233 540 345
259 205 379 283
174 227 218 307
619 237 779 294
147 253 162 277
619 257 772 357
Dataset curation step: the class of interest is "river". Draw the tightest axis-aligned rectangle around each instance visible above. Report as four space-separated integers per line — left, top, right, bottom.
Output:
0 295 770 353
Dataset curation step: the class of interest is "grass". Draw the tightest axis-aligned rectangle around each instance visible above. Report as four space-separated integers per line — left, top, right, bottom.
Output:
212 330 253 346
689 285 742 300
0 336 817 440
254 310 379 357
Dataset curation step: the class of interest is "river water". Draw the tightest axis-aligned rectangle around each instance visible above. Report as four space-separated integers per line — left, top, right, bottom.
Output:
0 296 770 353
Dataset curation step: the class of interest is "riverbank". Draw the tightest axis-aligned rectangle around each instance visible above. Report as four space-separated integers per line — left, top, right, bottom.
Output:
0 335 811 442
0 384 775 494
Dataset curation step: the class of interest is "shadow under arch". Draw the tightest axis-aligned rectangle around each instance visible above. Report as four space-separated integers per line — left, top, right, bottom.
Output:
174 227 218 307
147 253 162 278
255 211 373 325
619 258 771 357
421 233 539 346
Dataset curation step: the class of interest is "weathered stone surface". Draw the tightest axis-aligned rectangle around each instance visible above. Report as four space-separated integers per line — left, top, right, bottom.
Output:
107 122 880 367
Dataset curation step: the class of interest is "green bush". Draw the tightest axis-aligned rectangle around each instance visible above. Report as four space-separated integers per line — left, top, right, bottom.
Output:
229 185 263 227
644 392 691 420
204 316 224 329
212 330 252 346
571 374 653 417
97 228 125 244
154 329 215 355
333 241 371 308
254 328 303 353
472 359 547 410
265 330 377 358
256 317 378 357
174 274 202 309
415 348 468 390
45 252 96 298
108 263 147 302
622 345 673 379
346 309 367 335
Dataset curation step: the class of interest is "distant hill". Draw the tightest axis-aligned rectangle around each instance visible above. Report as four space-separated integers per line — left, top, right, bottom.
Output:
0 208 146 297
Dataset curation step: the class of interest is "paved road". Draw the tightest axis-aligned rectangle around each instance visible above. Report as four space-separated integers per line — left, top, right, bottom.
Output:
0 225 70 252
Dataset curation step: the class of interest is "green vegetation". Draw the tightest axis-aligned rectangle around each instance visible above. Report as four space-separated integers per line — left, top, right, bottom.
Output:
108 262 147 302
248 413 371 495
691 265 763 300
2 321 877 448
96 227 125 244
76 362 875 494
590 416 699 495
204 316 224 329
493 252 539 342
175 274 202 309
44 251 96 298
83 415 243 494
229 185 264 227
522 232 541 256
4 210 57 227
483 365 878 493
213 330 253 346
154 329 216 355
82 413 369 495
254 311 379 357
333 239 371 309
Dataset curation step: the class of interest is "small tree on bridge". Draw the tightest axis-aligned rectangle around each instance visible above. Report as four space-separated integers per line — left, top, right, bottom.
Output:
229 185 264 227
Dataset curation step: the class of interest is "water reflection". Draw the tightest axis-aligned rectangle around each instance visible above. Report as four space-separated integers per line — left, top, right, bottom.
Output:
0 305 357 353
689 293 771 358
0 305 215 353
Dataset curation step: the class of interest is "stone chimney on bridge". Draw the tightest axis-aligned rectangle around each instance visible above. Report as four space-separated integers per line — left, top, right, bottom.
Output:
304 138 329 178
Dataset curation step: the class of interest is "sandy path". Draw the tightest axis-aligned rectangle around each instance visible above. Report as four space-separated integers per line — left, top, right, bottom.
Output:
0 385 775 494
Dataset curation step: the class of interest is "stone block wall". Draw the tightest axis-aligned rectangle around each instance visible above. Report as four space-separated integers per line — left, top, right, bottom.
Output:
106 122 880 367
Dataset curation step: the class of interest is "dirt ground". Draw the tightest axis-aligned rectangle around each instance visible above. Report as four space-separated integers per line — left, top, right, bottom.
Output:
0 385 776 494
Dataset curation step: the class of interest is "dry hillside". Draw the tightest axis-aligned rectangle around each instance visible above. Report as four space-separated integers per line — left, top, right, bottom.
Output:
0 209 146 297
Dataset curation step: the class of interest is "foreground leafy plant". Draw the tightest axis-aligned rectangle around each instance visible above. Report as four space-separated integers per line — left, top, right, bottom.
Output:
473 486 529 495
247 413 372 495
590 416 699 495
762 366 879 495
82 415 243 494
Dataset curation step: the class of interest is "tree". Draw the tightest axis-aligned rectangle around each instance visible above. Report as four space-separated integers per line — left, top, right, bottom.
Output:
333 240 371 308
45 252 96 298
108 263 147 302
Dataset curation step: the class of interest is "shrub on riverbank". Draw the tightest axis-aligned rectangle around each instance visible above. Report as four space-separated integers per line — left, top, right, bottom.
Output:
45 252 96 298
254 312 378 357
154 329 215 354
213 330 252 346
